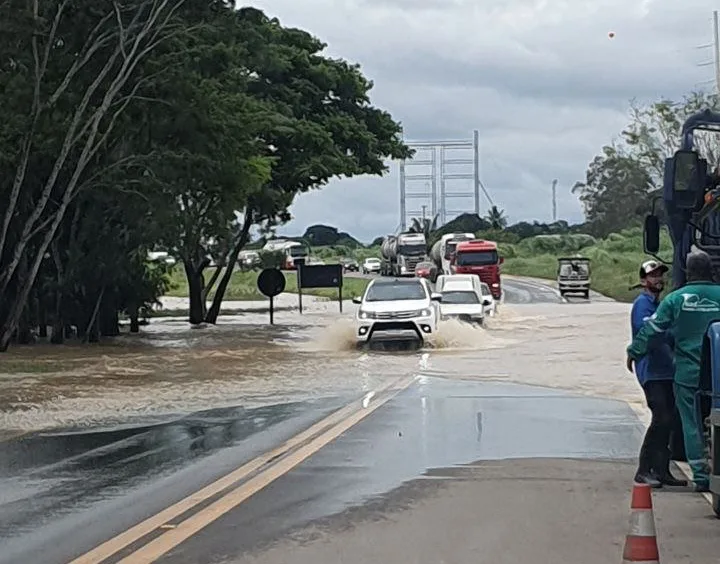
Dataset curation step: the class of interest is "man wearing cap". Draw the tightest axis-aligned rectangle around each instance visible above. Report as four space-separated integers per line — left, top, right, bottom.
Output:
628 260 686 487
627 250 720 492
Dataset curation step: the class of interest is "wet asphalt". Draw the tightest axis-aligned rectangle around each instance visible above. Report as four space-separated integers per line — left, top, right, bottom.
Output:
0 279 647 563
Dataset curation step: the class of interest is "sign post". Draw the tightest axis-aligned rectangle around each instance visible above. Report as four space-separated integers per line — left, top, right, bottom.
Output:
297 263 344 312
295 258 306 314
256 268 286 324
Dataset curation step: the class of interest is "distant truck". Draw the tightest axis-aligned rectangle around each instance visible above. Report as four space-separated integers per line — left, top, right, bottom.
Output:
429 232 475 275
262 239 309 270
380 232 427 276
451 239 503 299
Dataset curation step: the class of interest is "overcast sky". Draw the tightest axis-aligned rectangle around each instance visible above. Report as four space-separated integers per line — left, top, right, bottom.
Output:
251 0 716 243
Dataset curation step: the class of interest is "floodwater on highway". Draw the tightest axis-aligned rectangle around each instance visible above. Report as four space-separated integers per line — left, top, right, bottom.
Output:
0 295 646 433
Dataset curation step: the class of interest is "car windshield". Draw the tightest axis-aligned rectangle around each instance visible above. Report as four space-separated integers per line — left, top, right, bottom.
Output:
365 281 427 302
289 246 307 257
441 291 479 304
456 250 498 266
366 259 380 264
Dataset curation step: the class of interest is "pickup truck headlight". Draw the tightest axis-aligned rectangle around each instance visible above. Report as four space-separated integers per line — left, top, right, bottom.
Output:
420 309 431 317
358 310 377 320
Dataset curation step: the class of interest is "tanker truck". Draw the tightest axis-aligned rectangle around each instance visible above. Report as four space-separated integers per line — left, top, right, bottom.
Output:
429 232 475 275
380 232 427 276
641 108 720 516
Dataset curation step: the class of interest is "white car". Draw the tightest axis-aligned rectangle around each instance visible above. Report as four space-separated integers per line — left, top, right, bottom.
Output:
362 257 381 274
480 282 497 317
353 278 441 346
437 275 492 325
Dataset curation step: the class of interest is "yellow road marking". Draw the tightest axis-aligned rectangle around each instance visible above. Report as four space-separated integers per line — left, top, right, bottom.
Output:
115 374 416 563
69 375 414 564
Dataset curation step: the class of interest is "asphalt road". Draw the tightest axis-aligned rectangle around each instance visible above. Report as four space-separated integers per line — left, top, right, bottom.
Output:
1 276 718 563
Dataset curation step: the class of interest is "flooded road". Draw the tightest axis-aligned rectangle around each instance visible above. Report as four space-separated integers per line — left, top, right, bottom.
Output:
5 277 707 564
0 279 642 433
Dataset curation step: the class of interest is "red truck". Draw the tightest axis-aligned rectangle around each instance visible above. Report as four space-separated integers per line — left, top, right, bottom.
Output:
451 239 503 299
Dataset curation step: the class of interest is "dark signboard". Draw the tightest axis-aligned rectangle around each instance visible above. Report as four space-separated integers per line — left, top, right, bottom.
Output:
298 264 342 289
297 263 344 313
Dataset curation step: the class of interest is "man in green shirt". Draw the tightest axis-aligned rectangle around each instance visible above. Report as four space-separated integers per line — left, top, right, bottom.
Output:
626 250 720 492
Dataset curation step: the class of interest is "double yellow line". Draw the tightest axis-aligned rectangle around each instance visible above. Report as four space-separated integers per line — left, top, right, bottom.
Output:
69 374 417 564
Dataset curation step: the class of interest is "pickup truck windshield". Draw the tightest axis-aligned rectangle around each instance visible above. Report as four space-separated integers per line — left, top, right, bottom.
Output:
365 282 427 302
456 250 498 266
289 247 307 257
441 291 479 304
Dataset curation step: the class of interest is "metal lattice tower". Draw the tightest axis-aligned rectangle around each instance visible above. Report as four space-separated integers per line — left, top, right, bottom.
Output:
399 130 484 230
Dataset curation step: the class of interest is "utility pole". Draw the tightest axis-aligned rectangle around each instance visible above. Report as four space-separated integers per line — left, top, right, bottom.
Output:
421 205 427 222
714 11 720 93
551 179 558 222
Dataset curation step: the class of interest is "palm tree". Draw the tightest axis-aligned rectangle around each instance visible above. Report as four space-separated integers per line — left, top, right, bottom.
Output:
409 215 439 252
485 206 507 230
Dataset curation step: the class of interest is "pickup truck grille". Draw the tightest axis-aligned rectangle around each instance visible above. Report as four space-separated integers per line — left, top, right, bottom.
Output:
376 310 419 320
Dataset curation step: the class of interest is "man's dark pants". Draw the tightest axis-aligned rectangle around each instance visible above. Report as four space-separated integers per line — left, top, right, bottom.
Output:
638 379 677 475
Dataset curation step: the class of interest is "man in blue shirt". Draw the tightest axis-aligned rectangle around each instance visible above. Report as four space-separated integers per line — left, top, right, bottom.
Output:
630 260 687 488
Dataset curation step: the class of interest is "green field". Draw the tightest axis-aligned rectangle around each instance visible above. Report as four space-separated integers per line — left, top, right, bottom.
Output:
165 267 371 301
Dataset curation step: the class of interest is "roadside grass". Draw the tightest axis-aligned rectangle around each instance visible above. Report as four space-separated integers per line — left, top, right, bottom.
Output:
502 230 673 302
164 268 370 301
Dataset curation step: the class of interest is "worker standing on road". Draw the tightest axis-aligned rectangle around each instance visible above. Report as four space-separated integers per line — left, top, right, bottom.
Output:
627 250 720 492
628 260 687 488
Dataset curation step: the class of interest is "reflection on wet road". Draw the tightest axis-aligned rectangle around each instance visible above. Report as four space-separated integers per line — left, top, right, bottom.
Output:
0 377 643 564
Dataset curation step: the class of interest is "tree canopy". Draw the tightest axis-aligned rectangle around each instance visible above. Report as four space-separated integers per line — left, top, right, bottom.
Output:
0 0 410 350
573 92 720 237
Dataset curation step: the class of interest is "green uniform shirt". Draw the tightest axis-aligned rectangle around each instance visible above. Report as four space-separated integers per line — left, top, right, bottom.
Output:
627 281 720 387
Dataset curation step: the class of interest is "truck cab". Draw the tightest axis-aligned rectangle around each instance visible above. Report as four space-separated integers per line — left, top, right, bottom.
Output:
642 108 720 516
451 239 503 299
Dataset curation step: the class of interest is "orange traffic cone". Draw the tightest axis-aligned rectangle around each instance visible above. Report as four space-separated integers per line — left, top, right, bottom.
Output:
622 482 660 563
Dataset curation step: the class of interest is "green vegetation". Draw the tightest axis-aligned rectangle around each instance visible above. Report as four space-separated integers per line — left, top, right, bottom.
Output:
165 268 370 302
0 1 409 350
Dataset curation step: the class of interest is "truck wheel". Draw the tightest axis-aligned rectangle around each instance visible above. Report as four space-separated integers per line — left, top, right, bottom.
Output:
713 492 720 518
583 290 590 299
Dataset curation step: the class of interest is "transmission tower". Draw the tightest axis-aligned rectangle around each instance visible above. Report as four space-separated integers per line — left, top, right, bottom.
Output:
399 130 488 230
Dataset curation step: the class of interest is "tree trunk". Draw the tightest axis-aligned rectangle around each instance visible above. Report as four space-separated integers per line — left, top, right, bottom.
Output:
83 287 104 344
205 213 253 324
99 303 119 337
184 261 206 325
129 305 140 333
38 299 48 338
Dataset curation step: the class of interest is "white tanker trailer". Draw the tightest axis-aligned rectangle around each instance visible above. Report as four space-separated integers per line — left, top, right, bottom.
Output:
430 233 475 275
380 232 427 276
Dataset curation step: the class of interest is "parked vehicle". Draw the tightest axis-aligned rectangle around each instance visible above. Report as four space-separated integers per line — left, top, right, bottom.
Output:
436 274 490 325
380 232 427 276
341 258 360 272
262 239 309 270
352 277 441 347
237 250 260 270
557 257 590 299
362 257 382 274
451 239 503 299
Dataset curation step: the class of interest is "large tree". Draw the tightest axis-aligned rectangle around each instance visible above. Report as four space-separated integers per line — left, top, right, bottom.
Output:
0 0 185 350
572 145 655 237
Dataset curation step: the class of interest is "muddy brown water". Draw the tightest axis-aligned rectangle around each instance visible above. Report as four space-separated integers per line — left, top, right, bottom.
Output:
0 298 646 433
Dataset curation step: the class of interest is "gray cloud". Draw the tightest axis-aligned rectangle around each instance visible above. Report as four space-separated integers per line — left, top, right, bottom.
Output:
253 0 717 241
